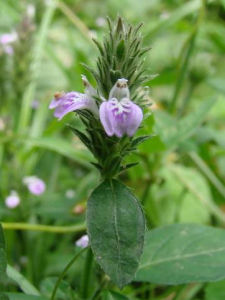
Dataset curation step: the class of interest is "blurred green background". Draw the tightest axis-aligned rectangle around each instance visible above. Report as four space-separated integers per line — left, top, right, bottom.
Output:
0 0 225 299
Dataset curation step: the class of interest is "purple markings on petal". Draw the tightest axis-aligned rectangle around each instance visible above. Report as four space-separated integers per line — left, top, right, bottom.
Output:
100 98 143 138
49 91 98 120
23 176 46 195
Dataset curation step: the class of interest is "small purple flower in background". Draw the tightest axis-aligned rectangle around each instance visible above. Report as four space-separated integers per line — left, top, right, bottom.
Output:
49 75 99 120
96 17 106 27
76 235 89 248
23 176 46 195
100 78 143 138
65 189 76 199
0 32 17 55
31 99 40 109
0 32 17 44
5 191 20 209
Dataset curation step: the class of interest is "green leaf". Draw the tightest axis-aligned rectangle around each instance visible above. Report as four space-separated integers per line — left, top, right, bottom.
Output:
6 294 48 300
0 224 7 282
205 279 225 300
155 98 215 149
87 179 145 288
136 224 225 285
7 265 40 296
0 293 9 300
102 290 129 300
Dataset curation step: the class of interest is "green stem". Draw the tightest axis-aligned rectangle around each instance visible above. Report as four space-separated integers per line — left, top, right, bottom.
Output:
81 248 94 299
189 152 225 199
178 81 196 117
169 0 206 114
173 283 204 300
90 277 108 300
51 247 88 300
2 222 86 233
169 30 197 114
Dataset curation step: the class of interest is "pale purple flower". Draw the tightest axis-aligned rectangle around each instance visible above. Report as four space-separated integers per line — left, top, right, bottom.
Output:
96 17 106 27
26 4 35 18
31 99 40 109
99 79 143 138
65 189 76 199
0 32 17 45
23 176 46 195
5 191 20 208
76 235 89 248
49 76 98 120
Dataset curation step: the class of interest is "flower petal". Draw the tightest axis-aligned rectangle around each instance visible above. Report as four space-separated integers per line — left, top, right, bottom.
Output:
99 101 114 136
125 102 143 136
100 98 143 138
49 91 98 120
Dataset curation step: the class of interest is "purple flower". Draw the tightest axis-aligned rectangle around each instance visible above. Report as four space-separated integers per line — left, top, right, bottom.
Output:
100 79 143 138
5 191 20 209
49 76 98 120
23 176 46 195
76 235 89 248
0 32 17 45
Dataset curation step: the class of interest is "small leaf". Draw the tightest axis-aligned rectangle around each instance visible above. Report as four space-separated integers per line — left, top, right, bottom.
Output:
131 135 153 147
116 40 125 60
87 180 145 288
136 224 225 285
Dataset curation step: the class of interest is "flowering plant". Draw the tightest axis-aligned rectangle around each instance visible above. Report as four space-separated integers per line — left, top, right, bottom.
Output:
49 17 151 287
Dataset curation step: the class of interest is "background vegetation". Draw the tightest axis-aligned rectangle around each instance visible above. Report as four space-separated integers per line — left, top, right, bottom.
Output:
0 0 225 299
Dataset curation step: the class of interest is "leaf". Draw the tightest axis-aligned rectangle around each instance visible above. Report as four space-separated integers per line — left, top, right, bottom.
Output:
131 135 153 148
155 98 215 149
23 137 93 168
6 294 48 300
205 279 225 300
136 224 225 285
102 290 129 300
0 293 9 300
0 224 7 282
7 265 40 296
87 179 145 288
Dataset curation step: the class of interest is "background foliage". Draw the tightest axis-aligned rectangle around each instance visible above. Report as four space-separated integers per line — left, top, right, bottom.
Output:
0 0 225 299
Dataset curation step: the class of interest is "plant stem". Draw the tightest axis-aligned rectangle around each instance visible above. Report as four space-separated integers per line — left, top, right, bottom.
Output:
178 81 196 117
169 0 206 114
90 277 108 300
2 222 86 233
51 247 88 300
81 247 94 299
189 152 225 199
169 30 196 114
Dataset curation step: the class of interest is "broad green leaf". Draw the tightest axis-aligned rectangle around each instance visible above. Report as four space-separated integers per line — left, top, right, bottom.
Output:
87 179 145 288
155 98 215 149
0 224 7 282
6 294 47 300
136 224 225 285
205 280 225 300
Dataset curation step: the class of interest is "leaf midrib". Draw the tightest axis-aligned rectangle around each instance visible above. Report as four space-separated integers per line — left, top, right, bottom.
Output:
139 246 225 269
